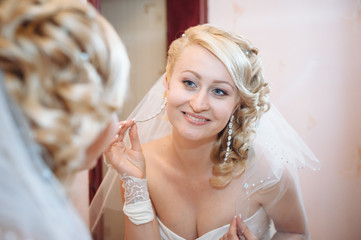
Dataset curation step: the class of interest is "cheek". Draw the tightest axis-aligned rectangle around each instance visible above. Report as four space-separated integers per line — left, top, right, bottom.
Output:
210 100 237 131
167 87 187 108
166 96 180 123
83 114 118 170
212 99 236 118
215 108 232 128
98 114 118 152
100 118 118 151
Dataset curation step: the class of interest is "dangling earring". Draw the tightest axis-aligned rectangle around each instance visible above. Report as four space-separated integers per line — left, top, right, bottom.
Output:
224 115 234 163
135 97 167 123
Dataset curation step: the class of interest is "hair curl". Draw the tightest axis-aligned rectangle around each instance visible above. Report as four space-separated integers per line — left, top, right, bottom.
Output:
166 24 270 188
0 0 129 182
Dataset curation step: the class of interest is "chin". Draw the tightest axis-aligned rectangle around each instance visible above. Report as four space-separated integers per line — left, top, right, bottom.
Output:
177 128 212 142
81 155 101 170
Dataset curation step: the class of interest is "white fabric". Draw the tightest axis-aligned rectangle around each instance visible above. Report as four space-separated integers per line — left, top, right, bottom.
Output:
89 74 320 238
120 173 154 225
0 72 91 239
158 208 272 240
123 200 155 225
120 173 150 205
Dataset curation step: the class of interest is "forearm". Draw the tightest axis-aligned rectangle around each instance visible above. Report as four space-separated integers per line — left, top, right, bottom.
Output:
124 217 160 240
121 174 160 240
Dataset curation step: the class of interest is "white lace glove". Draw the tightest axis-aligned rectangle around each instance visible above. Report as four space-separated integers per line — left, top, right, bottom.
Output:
119 173 154 225
120 173 150 204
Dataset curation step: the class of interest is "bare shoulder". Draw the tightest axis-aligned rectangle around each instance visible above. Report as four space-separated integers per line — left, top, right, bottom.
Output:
142 135 172 192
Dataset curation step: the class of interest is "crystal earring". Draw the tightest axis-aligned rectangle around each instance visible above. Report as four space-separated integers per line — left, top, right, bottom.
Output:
224 115 234 163
135 97 167 123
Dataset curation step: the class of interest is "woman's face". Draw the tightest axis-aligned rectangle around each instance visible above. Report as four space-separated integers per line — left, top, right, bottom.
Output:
166 44 240 142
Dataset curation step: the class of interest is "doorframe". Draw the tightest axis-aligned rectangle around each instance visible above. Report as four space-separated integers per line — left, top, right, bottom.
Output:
87 0 100 12
166 0 208 47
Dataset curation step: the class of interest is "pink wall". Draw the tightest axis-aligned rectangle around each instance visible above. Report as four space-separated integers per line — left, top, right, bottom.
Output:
208 0 361 239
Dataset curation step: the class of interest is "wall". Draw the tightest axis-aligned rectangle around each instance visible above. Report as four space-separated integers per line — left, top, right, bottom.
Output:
208 0 361 239
102 0 167 121
100 0 167 238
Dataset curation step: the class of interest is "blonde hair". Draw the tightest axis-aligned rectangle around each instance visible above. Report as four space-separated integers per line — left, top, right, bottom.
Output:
166 24 270 188
0 0 129 182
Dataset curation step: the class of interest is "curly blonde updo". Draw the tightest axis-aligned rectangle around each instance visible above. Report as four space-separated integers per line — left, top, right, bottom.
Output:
166 24 270 188
0 0 129 182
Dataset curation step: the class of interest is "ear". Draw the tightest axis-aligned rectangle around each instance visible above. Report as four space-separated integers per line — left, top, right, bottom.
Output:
232 98 242 115
165 74 170 90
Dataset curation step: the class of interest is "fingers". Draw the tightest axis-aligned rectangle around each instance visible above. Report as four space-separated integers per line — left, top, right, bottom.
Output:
128 122 142 152
116 120 132 142
104 137 119 155
219 217 238 240
228 216 237 235
236 215 256 240
104 120 129 153
104 121 125 153
219 235 228 240
220 233 233 240
112 119 142 152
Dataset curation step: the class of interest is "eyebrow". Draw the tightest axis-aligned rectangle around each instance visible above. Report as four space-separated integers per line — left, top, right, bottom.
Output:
182 70 235 89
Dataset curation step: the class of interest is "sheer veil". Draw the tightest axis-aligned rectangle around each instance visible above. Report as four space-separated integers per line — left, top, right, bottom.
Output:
89 74 320 235
0 72 91 239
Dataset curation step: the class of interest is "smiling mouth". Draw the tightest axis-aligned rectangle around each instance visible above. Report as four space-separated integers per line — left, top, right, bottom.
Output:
183 112 209 122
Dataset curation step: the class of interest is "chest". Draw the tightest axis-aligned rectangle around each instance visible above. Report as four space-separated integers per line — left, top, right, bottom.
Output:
147 166 249 239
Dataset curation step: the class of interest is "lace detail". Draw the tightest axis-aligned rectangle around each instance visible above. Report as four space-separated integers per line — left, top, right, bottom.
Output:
119 173 150 205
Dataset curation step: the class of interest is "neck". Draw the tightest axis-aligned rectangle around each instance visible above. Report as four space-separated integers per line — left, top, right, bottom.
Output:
168 130 215 177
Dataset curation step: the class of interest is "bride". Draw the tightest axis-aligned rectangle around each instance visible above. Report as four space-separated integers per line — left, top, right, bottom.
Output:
96 24 320 240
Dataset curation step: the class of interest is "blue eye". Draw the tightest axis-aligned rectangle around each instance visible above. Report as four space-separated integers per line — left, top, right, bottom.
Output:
182 80 196 88
213 88 228 96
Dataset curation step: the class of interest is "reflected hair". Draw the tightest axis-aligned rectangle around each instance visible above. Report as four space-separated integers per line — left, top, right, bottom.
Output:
0 0 129 182
166 24 270 187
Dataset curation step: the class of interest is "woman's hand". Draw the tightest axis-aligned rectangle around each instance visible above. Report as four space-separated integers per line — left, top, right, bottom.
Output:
104 120 146 179
220 215 256 240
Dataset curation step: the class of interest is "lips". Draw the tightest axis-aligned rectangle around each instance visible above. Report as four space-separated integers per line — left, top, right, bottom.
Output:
183 112 210 123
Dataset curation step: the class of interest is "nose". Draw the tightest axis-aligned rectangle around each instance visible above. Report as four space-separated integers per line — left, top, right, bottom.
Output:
190 91 210 113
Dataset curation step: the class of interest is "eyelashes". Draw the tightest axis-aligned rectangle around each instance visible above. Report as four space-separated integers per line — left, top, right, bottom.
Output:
182 80 196 88
212 88 228 96
182 80 229 96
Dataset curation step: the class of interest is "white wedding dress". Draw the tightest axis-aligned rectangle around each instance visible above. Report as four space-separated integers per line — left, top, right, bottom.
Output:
158 207 271 240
